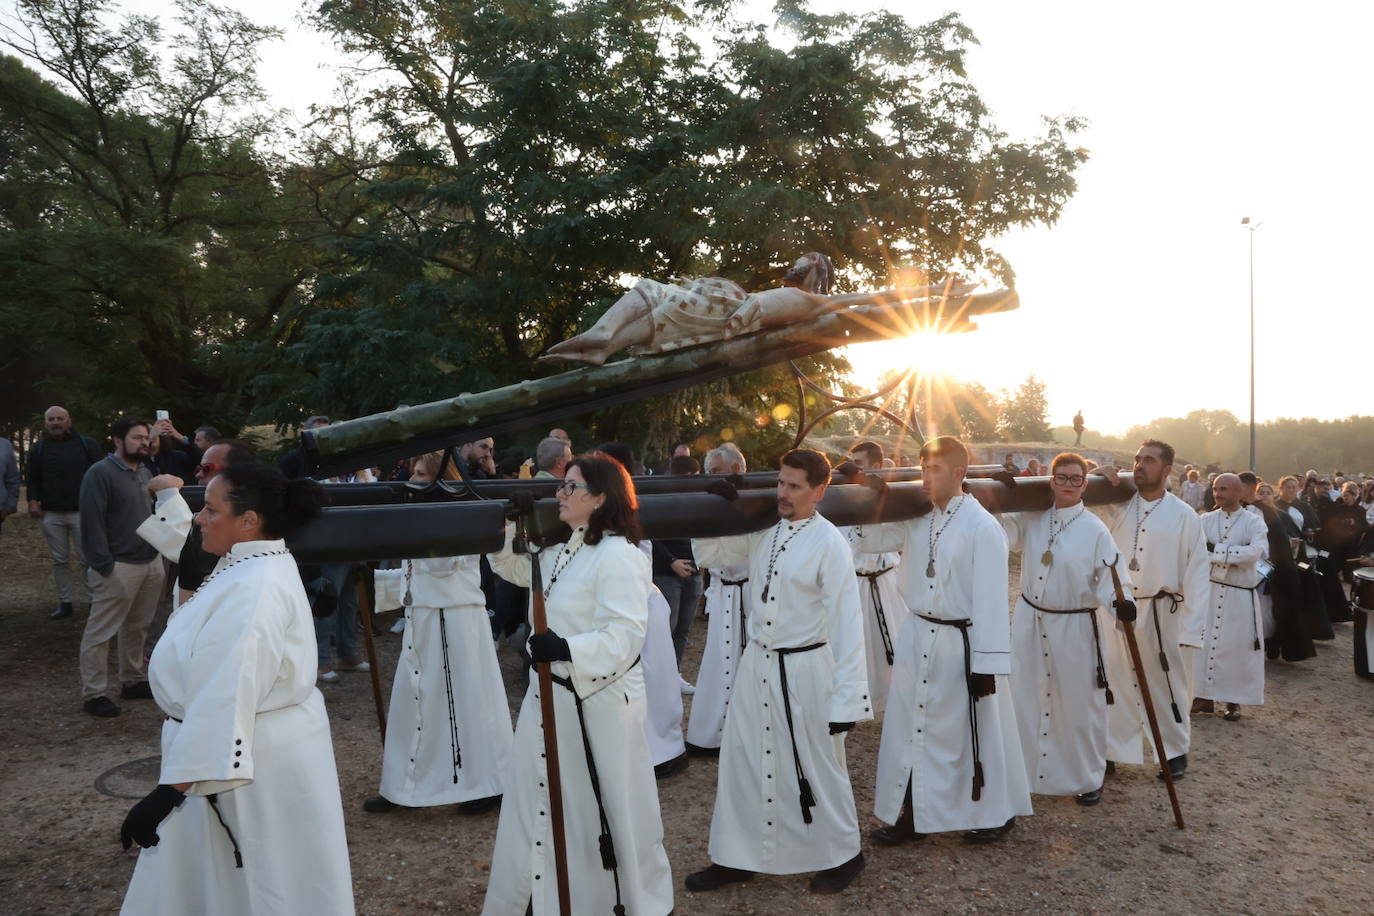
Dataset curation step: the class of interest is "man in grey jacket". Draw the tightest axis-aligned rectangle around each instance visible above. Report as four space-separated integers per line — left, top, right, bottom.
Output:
77 417 164 718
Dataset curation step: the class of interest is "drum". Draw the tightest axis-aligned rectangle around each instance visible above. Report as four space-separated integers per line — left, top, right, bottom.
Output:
1353 568 1374 678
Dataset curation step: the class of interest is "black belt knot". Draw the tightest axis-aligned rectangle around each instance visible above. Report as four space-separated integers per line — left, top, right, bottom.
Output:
770 641 826 824
915 614 984 801
857 567 896 665
1020 595 1113 704
1209 579 1264 651
1137 589 1185 723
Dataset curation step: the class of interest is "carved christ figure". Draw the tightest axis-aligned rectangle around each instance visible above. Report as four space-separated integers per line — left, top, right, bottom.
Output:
541 253 974 365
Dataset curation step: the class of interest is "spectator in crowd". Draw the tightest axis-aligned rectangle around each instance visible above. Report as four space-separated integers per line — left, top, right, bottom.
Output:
1180 468 1206 511
1314 481 1367 624
0 435 18 535
654 454 704 686
192 425 220 451
27 406 106 618
1360 479 1374 522
1019 458 1042 477
278 415 332 480
147 418 201 486
1204 471 1218 510
1003 452 1019 475
534 436 572 479
78 417 166 717
673 443 692 458
548 427 571 445
459 437 496 479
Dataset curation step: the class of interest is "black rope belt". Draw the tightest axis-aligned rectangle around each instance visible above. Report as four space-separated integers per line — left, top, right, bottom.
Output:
857 567 896 665
772 641 827 824
1137 589 1185 723
542 655 641 916
915 614 984 802
435 608 463 782
1019 595 1113 705
723 577 749 641
1210 579 1264 651
164 716 244 869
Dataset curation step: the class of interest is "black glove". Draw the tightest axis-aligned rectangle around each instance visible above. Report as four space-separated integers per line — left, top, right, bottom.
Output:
967 673 997 700
1113 598 1138 623
828 721 855 735
991 470 1018 490
505 492 535 521
1206 542 1215 553
704 478 739 502
121 784 186 850
528 629 572 663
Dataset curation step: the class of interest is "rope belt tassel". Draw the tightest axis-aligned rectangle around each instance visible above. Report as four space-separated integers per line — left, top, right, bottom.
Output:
858 567 896 666
1019 595 1113 705
775 642 827 824
917 614 983 801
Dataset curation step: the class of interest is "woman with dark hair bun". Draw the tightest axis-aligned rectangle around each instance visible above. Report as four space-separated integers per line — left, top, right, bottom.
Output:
484 454 673 915
119 465 355 914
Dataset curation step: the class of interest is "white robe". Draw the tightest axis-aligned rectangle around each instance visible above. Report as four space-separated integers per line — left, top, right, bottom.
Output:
638 540 686 766
1002 505 1125 796
372 556 513 806
854 494 1033 833
693 513 869 873
122 540 354 916
1095 492 1212 764
485 527 672 916
1194 509 1269 705
685 561 750 750
842 525 906 718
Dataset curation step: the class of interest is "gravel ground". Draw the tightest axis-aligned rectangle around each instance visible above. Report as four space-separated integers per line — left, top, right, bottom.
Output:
1 509 1371 915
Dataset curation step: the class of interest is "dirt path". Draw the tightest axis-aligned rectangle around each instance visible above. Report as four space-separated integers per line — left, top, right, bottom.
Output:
1 512 1370 914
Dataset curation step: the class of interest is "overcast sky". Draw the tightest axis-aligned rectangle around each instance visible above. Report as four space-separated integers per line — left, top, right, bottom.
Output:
114 0 1373 433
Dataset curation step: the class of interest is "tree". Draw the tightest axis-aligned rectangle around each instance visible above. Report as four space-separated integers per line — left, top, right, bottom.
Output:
998 374 1052 442
256 0 1087 451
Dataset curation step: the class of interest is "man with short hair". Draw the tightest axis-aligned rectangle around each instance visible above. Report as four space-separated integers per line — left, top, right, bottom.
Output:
26 406 106 618
688 448 869 894
855 436 1030 847
77 418 166 717
1002 452 1125 807
672 443 692 459
1094 440 1211 779
533 436 572 479
841 439 906 717
192 426 220 451
1193 474 1269 721
459 437 496 479
547 427 571 445
687 445 751 754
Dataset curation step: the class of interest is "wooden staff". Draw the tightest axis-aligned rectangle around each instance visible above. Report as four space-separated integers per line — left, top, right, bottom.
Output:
519 517 573 914
1104 556 1185 830
354 567 387 742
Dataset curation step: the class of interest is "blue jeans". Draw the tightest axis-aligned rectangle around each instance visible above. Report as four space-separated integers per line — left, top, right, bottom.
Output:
314 563 359 665
654 572 703 664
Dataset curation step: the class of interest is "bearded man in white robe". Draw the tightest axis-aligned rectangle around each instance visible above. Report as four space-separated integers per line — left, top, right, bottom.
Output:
1092 440 1211 780
853 436 1032 847
1002 452 1126 807
1193 473 1269 720
686 448 870 896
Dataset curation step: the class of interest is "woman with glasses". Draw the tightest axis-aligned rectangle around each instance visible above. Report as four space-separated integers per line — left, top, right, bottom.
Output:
361 450 512 817
483 455 673 916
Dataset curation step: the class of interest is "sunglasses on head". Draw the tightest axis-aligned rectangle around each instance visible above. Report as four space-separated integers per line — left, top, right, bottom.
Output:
196 463 223 476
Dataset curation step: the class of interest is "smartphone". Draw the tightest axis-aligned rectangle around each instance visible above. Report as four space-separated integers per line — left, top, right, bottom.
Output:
156 410 170 421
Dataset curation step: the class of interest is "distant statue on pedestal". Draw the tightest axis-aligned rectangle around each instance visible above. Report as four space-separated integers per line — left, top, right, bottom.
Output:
541 252 974 366
1073 409 1085 446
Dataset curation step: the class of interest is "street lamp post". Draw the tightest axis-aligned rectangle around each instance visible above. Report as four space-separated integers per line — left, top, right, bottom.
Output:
1241 217 1261 472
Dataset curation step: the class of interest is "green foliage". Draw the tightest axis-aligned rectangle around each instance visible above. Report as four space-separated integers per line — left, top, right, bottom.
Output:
997 374 1052 442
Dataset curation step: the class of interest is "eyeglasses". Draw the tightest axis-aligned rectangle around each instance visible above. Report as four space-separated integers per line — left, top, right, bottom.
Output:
558 480 592 496
1052 474 1086 486
196 463 223 476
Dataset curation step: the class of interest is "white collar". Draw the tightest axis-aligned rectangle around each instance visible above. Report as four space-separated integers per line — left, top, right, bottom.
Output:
227 538 286 559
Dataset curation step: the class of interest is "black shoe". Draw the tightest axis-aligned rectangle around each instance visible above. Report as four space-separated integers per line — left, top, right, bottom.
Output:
1223 703 1242 721
50 602 74 620
809 851 865 894
1104 760 1116 776
82 696 120 718
1157 754 1187 781
1075 787 1103 807
964 817 1016 844
684 863 755 892
120 681 153 700
654 751 689 780
456 795 502 815
362 796 400 813
685 742 720 758
870 822 925 847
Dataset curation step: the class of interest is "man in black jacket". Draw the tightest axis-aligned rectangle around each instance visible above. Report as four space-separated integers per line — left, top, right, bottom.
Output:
26 406 106 619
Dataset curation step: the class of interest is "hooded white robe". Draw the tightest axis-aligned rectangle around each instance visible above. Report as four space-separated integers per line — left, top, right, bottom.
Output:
854 494 1033 833
841 525 906 718
485 527 672 916
121 540 354 915
1194 508 1269 705
1095 492 1212 764
692 513 870 873
372 556 512 806
685 561 750 750
1002 504 1125 796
